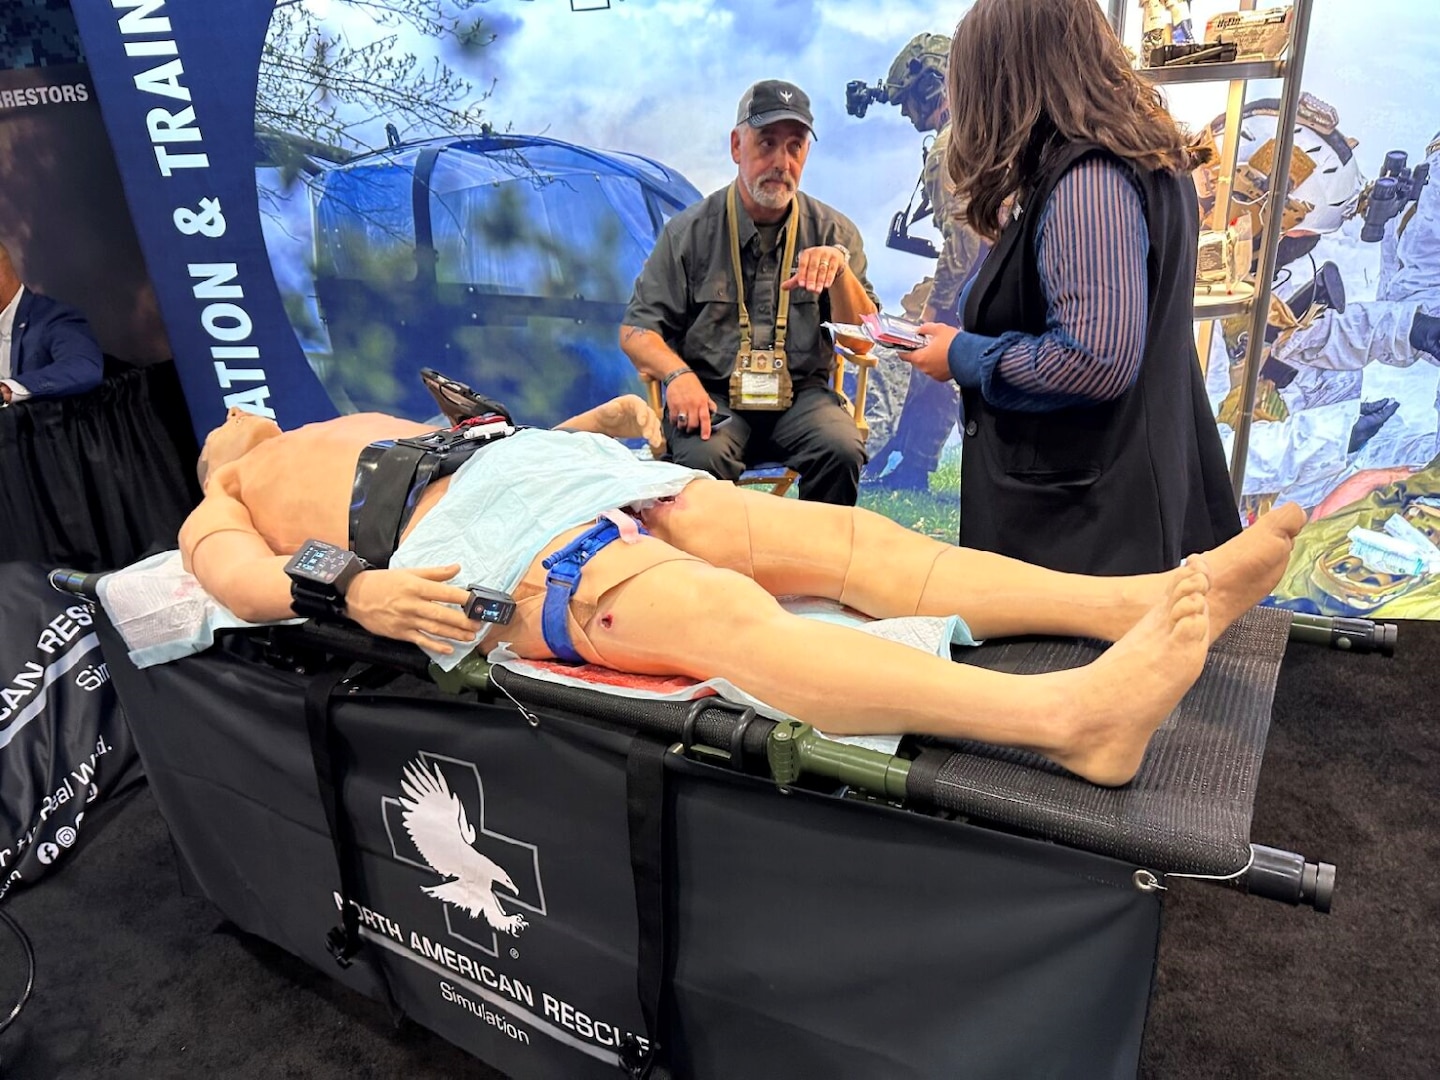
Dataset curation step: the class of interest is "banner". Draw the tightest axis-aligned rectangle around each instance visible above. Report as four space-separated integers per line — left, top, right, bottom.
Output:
0 564 142 903
68 1 328 434
102 624 1159 1079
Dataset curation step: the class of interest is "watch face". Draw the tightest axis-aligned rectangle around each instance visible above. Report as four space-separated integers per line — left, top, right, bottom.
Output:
286 540 360 587
291 543 344 584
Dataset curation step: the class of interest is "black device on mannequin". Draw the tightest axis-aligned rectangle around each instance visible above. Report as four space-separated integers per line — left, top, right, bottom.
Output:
284 540 369 621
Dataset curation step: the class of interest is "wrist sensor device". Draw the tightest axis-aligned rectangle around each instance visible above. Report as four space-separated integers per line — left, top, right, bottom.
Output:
463 584 517 625
284 539 368 621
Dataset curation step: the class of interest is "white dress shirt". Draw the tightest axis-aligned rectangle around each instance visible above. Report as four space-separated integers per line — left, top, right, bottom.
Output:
0 284 30 403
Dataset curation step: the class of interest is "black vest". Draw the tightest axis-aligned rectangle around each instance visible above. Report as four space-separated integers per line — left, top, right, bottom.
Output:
959 141 1240 576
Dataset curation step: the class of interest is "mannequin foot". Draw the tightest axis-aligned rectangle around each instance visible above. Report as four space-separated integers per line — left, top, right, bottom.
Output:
1189 502 1306 642
1052 566 1211 786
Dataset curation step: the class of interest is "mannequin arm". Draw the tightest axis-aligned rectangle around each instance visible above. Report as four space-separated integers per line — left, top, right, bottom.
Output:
179 489 481 652
555 393 665 456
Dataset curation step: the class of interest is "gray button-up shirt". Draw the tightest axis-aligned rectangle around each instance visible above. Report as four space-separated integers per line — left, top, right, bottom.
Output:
623 187 877 393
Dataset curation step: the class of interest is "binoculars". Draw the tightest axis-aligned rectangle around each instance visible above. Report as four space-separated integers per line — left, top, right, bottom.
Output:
1361 150 1430 243
845 79 890 119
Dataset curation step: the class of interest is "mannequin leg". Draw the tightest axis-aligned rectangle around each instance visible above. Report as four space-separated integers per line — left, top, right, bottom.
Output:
640 479 1304 642
553 555 1214 787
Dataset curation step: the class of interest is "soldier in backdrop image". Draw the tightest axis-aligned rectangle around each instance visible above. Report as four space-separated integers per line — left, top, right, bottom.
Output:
1223 121 1440 515
849 33 988 491
1268 130 1440 457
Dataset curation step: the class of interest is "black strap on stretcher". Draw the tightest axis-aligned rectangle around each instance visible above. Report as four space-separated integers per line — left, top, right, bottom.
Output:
349 419 517 568
349 442 433 568
303 662 403 1021
621 736 676 1080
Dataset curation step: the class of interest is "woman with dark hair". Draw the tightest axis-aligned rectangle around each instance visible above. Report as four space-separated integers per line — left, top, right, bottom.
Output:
902 0 1241 576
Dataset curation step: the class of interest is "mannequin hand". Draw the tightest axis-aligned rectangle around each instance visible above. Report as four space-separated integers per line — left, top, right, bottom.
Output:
664 371 717 439
593 394 666 456
345 564 481 654
782 244 848 294
904 323 960 383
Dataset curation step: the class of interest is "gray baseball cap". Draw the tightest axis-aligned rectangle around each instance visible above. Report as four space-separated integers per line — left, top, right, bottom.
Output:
736 79 816 139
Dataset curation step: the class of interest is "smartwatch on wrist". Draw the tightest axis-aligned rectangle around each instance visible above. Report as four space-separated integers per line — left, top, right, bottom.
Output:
283 539 369 621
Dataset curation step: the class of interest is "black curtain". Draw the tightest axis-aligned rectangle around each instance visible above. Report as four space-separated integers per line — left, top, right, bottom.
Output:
0 361 200 571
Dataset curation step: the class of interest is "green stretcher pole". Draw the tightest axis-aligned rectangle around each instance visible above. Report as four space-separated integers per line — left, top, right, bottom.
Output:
766 720 911 800
428 652 493 693
1286 612 1397 656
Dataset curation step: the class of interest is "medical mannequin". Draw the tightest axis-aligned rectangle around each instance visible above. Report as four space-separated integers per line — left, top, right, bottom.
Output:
180 395 1304 787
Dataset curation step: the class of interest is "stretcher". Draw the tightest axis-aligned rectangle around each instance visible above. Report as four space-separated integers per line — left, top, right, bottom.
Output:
60 567 1365 1080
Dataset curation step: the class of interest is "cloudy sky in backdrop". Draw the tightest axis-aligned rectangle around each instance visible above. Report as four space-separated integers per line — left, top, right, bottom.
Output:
280 0 1440 311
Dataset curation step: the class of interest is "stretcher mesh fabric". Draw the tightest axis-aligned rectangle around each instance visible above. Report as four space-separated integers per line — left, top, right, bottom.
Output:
913 605 1293 876
491 606 1292 877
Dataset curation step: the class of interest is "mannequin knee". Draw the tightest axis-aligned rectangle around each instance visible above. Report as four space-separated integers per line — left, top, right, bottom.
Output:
838 509 944 615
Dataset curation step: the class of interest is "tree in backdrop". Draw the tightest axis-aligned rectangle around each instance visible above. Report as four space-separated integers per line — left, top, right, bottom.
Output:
258 0 496 156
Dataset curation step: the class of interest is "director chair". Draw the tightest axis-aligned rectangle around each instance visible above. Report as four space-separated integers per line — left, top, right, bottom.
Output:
642 344 877 497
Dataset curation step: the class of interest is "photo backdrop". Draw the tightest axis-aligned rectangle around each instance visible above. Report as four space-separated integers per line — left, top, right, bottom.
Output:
69 0 1440 616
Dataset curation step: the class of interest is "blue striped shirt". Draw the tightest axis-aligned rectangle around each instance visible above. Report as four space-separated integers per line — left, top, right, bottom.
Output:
947 154 1150 412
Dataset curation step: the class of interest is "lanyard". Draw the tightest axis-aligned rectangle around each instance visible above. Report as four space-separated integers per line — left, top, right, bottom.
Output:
726 182 799 355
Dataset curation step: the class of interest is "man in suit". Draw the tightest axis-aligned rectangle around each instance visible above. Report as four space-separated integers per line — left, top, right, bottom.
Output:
0 240 103 404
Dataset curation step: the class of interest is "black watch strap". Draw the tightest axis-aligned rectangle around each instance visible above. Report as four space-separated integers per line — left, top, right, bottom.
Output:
284 539 369 622
290 578 350 622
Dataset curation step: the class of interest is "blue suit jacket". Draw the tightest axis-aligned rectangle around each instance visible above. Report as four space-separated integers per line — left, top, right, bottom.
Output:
10 290 104 399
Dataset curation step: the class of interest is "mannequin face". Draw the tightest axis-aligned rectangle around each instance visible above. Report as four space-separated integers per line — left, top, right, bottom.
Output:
198 407 282 487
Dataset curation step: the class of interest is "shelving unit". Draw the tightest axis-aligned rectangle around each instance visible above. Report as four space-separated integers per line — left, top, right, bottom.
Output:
1193 279 1256 321
1141 58 1286 85
1133 0 1317 498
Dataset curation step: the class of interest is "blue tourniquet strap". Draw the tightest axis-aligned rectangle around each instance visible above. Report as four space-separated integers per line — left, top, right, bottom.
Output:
541 518 645 663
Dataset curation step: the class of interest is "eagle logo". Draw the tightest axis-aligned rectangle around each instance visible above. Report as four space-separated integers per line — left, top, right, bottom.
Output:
399 761 529 937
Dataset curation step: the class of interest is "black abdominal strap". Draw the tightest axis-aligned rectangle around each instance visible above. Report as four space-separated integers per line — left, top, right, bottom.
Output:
348 417 517 568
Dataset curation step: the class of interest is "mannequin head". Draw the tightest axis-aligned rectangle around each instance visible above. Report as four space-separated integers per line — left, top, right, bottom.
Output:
198 407 282 489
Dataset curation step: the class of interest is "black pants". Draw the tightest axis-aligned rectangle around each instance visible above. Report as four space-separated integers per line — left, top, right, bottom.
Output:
664 384 867 505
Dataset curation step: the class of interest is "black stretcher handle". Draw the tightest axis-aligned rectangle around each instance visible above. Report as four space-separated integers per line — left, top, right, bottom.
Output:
1241 844 1335 913
49 567 106 600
